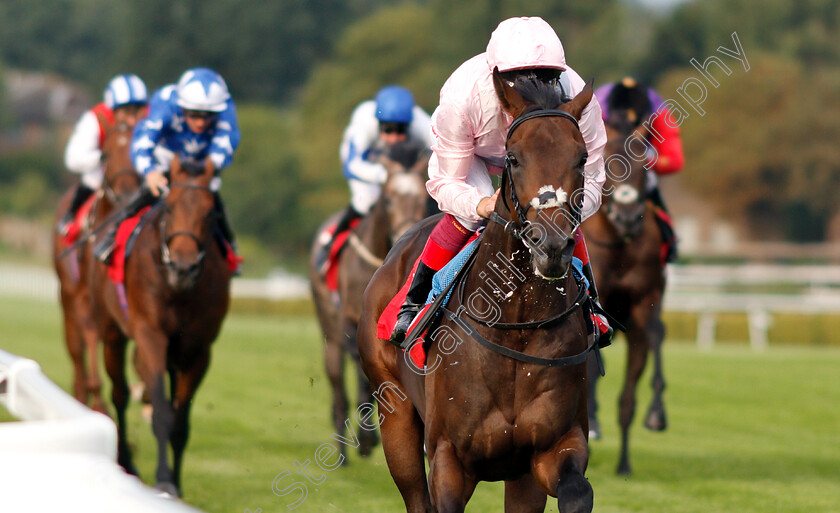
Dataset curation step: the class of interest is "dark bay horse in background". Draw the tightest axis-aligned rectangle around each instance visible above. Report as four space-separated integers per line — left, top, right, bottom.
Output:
89 157 232 496
358 72 597 513
53 120 140 413
583 122 668 475
309 143 430 461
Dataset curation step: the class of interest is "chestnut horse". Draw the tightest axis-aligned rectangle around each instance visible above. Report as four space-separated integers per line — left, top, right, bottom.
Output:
582 123 667 475
309 147 429 461
89 157 231 496
358 72 597 513
53 120 140 413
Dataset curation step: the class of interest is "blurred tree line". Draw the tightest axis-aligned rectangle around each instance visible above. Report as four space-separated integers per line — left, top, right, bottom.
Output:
1 0 839 270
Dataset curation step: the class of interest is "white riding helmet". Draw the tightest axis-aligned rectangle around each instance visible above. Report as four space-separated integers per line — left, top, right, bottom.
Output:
103 74 148 109
176 67 230 112
486 17 566 73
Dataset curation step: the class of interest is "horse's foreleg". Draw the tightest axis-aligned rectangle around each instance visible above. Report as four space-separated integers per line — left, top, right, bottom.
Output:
532 425 593 513
170 349 211 495
324 329 348 462
102 331 136 475
61 289 87 404
644 299 667 432
134 324 178 496
345 320 379 457
585 352 602 440
76 291 106 414
617 314 651 475
428 440 477 513
504 473 547 513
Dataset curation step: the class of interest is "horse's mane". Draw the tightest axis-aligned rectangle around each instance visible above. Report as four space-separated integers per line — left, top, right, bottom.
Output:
513 77 566 110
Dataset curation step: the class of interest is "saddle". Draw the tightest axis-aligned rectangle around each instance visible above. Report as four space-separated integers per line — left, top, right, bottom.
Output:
59 195 96 247
652 206 678 264
322 218 361 291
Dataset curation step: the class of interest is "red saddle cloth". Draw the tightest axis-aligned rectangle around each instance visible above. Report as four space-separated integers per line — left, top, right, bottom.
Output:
108 207 150 284
323 218 361 292
376 231 481 369
60 196 96 247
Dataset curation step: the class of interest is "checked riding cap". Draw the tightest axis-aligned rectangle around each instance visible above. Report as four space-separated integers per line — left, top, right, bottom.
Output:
375 85 415 124
176 67 231 113
104 74 148 109
486 17 567 72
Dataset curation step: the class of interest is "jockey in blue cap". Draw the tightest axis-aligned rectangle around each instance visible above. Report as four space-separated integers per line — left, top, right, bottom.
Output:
58 74 148 235
316 85 433 271
94 67 241 263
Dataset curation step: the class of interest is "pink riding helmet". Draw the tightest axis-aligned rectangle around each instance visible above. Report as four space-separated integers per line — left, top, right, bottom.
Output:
486 17 567 72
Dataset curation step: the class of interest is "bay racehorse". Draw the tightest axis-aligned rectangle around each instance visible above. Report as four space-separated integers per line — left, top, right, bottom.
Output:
309 143 430 461
53 119 140 413
89 156 232 496
582 122 667 475
358 71 598 512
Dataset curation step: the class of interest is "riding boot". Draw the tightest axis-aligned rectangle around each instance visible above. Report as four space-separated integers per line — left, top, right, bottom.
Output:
574 231 613 348
389 261 437 346
213 192 241 275
213 193 237 249
57 184 95 235
648 185 678 262
317 206 363 273
93 187 156 263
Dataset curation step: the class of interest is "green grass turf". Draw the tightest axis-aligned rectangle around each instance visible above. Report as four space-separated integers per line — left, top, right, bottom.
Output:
1 296 839 512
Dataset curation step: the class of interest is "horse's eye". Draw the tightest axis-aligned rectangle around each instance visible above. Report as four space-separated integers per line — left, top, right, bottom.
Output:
507 153 519 167
578 154 588 169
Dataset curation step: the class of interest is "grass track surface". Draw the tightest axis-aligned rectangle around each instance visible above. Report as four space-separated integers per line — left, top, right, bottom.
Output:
1 296 838 512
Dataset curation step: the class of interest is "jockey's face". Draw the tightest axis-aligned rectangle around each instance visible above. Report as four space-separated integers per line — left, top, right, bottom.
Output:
379 122 408 146
113 104 146 128
183 109 218 134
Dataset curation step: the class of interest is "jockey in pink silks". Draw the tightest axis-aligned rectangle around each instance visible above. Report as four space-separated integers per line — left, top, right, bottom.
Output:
389 16 613 347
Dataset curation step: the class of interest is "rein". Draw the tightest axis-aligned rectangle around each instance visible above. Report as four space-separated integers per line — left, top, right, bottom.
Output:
103 168 140 204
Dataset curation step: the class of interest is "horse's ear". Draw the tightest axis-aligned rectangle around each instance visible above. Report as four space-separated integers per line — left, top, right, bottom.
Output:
492 67 527 119
563 80 594 121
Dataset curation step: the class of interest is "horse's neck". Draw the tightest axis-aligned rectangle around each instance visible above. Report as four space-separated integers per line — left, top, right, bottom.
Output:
466 223 579 324
358 199 391 256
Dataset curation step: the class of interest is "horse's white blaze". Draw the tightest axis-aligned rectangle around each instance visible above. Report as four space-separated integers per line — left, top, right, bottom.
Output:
530 185 568 210
389 173 424 196
614 184 640 205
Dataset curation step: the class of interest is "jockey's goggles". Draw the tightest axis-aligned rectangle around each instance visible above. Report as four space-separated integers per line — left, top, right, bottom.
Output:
379 122 408 135
184 110 219 121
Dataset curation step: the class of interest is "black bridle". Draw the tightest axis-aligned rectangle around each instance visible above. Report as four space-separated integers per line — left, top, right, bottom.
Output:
158 182 217 270
489 107 583 243
403 107 604 370
103 168 141 204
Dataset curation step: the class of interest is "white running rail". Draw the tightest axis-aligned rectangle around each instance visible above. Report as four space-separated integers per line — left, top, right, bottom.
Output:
0 348 204 512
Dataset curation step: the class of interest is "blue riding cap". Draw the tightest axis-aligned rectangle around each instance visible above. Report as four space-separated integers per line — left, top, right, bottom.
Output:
375 85 414 124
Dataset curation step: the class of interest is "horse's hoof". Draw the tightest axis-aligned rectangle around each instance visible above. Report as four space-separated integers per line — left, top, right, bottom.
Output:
155 482 181 498
644 408 667 432
616 463 631 476
555 472 593 513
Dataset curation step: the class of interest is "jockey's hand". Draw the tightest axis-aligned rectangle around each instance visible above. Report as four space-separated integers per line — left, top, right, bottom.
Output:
379 155 407 176
476 189 501 219
145 171 169 197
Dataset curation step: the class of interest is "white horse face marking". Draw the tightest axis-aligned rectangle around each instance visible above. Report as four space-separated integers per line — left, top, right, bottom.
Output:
530 185 568 210
389 173 424 197
613 184 640 205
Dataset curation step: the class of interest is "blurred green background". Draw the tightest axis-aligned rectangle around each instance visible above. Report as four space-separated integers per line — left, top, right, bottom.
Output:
2 0 839 272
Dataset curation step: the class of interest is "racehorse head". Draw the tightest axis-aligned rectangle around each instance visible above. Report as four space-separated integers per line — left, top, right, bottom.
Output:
602 124 649 240
492 68 592 279
380 141 430 242
161 156 217 290
100 122 141 204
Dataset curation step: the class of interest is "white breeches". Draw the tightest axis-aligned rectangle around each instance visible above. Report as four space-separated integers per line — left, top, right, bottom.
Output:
349 179 381 215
